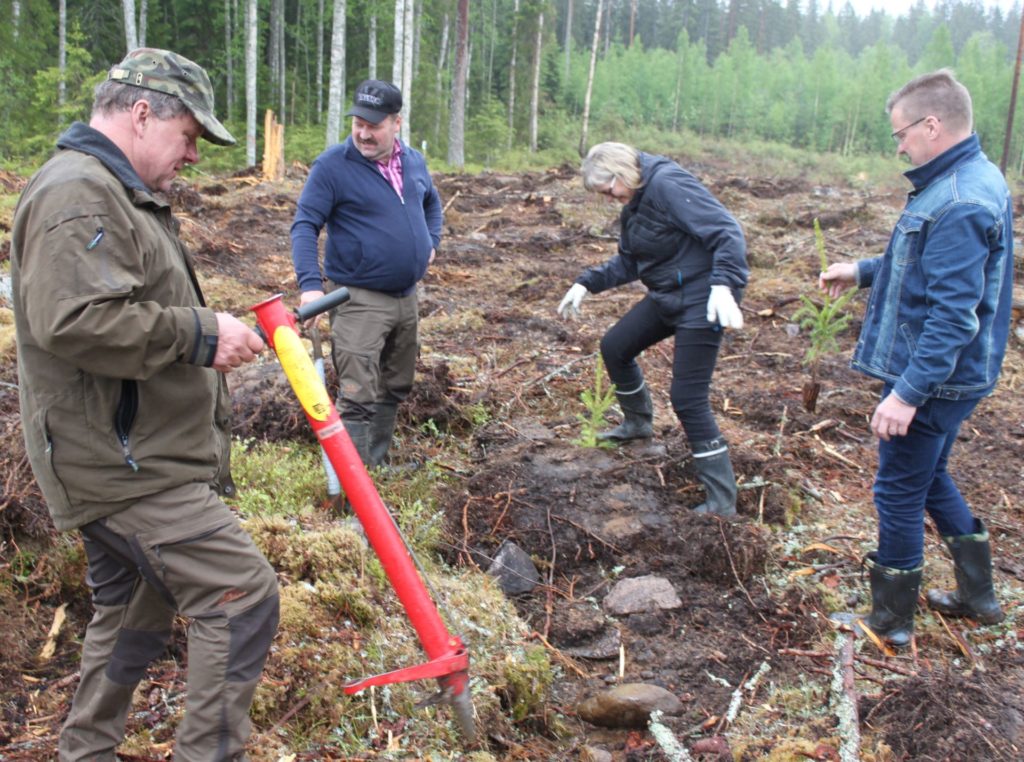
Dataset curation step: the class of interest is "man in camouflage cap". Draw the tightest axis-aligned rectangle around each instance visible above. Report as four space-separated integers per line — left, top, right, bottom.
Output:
10 48 276 760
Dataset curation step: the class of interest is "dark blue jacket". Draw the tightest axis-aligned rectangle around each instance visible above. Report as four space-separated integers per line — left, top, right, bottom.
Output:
576 153 748 327
852 134 1014 405
291 137 443 295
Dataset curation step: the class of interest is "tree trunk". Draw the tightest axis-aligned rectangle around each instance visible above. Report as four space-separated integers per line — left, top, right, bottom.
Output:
447 0 469 168
139 0 147 46
507 0 520 150
225 0 234 123
369 14 377 79
433 13 449 151
316 0 324 121
58 0 66 119
325 0 346 147
269 0 280 100
579 0 603 156
563 0 573 80
246 0 258 165
122 0 138 52
401 0 414 143
628 0 637 47
529 12 543 153
279 2 287 123
12 0 19 41
393 0 405 86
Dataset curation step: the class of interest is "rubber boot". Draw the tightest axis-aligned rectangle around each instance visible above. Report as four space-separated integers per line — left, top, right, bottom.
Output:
690 438 738 517
853 553 923 649
342 419 372 468
597 384 654 442
926 518 1004 625
368 402 399 468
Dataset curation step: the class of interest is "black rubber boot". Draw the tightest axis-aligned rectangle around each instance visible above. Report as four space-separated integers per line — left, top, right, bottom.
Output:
855 553 923 649
690 438 737 517
597 384 654 442
343 419 372 467
926 519 1004 625
368 402 399 468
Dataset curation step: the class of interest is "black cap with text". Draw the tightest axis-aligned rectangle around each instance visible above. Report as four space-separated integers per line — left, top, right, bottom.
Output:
345 80 402 124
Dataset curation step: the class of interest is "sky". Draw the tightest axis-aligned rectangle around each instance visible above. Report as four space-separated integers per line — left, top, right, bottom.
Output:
837 0 1020 18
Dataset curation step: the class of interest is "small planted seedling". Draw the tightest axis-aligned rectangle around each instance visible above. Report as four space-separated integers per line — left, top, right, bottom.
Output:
792 218 857 412
573 356 617 449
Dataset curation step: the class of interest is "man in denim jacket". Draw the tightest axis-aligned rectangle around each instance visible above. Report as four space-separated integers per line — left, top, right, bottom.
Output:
822 69 1013 648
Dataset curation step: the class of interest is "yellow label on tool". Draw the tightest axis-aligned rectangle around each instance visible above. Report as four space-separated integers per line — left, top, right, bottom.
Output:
273 327 332 422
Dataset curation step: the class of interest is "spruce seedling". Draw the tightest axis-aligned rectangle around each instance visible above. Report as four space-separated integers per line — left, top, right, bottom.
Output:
792 218 857 412
573 356 617 449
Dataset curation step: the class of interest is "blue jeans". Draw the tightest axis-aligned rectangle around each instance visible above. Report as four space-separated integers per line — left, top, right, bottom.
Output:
874 387 981 569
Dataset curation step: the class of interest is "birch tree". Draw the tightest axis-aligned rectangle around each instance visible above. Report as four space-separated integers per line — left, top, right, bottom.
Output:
12 0 19 41
369 14 377 79
58 0 66 116
448 0 469 167
122 0 138 52
325 0 347 147
316 0 324 120
563 0 573 79
246 0 258 165
138 0 147 46
401 0 413 142
529 11 544 152
579 0 603 156
393 0 405 85
507 0 520 150
225 0 234 122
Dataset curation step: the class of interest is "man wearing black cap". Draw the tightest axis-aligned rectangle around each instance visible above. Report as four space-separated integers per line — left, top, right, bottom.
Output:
11 49 277 759
291 79 443 472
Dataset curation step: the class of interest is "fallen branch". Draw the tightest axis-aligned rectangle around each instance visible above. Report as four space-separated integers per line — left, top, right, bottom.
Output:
830 633 861 762
648 709 693 761
724 659 771 725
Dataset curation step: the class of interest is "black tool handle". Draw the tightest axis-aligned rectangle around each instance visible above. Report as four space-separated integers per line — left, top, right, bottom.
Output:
295 286 351 322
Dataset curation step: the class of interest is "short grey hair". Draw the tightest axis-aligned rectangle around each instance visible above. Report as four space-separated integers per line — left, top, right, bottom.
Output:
581 142 643 192
92 80 190 120
886 69 972 134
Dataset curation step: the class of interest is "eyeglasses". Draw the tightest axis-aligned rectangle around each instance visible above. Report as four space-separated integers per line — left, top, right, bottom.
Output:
891 116 927 143
595 179 618 198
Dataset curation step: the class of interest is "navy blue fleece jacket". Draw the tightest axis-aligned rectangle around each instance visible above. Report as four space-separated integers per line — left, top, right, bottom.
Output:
291 137 443 295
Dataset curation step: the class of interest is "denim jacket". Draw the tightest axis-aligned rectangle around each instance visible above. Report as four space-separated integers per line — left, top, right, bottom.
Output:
852 134 1014 406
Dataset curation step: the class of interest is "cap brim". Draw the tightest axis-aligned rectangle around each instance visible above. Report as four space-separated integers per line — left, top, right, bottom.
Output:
345 105 391 124
192 108 236 146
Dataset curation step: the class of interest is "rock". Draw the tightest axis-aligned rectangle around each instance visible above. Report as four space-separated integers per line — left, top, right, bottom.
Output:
563 627 621 660
577 683 684 729
625 611 663 636
603 575 681 615
487 541 540 595
580 746 613 762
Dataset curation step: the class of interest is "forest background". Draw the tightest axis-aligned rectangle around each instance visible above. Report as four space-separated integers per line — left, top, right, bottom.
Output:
1 0 1023 177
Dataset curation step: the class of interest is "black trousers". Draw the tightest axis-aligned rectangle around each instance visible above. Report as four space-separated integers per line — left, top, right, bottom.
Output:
599 295 724 443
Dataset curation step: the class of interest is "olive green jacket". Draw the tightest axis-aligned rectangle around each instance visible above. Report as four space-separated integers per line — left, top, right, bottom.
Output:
11 122 234 531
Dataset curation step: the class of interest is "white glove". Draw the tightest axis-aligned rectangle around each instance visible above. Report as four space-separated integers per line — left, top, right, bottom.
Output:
706 285 743 329
558 283 589 319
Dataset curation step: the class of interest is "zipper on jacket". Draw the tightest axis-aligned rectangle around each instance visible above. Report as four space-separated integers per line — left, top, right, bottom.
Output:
114 379 140 472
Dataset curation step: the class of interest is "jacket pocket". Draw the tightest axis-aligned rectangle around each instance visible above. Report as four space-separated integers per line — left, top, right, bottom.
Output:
114 379 140 472
34 409 74 517
892 214 926 267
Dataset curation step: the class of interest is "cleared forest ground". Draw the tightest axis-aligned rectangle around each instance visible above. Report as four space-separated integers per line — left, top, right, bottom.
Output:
1 152 1023 760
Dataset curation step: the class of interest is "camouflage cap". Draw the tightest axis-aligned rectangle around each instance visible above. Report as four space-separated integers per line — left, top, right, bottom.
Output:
108 48 235 146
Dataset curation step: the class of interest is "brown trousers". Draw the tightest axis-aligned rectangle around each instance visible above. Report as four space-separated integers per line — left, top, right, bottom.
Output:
59 483 279 761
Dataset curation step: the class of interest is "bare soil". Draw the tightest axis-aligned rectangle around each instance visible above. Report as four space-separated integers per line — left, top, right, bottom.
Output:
2 154 1023 761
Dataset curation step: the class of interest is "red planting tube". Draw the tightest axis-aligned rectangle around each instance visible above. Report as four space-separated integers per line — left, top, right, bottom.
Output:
250 292 475 742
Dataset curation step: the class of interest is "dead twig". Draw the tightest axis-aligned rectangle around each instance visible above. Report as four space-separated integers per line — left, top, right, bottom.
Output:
549 512 622 553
